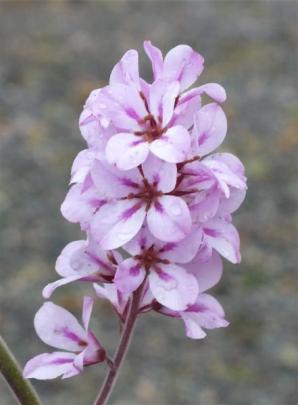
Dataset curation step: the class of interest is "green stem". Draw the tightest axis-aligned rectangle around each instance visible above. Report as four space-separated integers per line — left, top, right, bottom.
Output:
0 335 42 405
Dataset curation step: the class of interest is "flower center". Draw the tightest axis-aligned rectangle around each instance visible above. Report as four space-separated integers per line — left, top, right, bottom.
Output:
125 167 163 211
134 245 169 271
134 92 165 142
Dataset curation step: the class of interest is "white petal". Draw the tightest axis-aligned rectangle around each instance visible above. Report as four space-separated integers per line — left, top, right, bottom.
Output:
34 302 87 352
149 264 198 311
106 133 149 170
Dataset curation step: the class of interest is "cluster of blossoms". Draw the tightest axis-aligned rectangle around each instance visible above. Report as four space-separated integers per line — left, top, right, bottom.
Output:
24 42 247 381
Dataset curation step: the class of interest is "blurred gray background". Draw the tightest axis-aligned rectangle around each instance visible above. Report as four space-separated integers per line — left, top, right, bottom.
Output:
0 1 297 404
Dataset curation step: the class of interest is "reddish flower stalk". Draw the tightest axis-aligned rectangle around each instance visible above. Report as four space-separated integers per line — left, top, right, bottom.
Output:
93 282 145 405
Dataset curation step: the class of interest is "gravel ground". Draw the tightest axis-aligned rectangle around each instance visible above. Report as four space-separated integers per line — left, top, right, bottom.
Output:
0 1 297 405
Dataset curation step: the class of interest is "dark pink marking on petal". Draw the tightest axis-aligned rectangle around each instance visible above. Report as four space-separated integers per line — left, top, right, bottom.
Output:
121 201 144 220
155 267 172 281
52 358 74 365
186 303 207 313
158 242 176 253
154 200 164 213
204 228 220 237
119 177 140 188
62 328 87 347
129 264 141 276
198 132 209 146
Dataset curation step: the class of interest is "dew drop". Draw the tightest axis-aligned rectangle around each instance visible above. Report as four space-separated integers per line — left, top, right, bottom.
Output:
100 117 110 128
118 231 131 241
170 202 182 216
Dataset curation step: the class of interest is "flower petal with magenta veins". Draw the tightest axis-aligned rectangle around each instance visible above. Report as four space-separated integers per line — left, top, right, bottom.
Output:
143 40 163 80
147 195 192 242
114 258 146 294
106 133 149 170
162 45 204 92
150 125 191 163
110 49 140 88
194 103 227 156
149 264 199 311
203 219 241 264
34 302 88 352
23 352 76 380
142 154 177 193
91 199 146 249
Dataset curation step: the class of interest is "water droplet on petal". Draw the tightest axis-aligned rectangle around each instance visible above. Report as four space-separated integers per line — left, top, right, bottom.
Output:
118 231 132 241
100 117 110 128
170 201 182 216
72 259 83 271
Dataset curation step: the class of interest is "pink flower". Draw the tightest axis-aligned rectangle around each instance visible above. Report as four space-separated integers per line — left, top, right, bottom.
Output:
159 250 227 339
93 283 130 317
42 237 118 298
79 42 226 171
113 227 201 311
90 154 192 249
23 297 105 379
180 294 229 339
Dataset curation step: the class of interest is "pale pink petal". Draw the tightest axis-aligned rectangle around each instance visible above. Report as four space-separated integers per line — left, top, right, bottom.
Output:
193 103 227 156
101 83 146 131
70 149 97 184
157 227 202 264
82 296 94 331
188 293 229 329
162 81 180 126
147 195 192 242
203 155 247 194
141 154 177 193
185 251 223 292
124 227 155 256
181 313 206 339
105 133 149 170
72 349 86 373
114 258 146 294
110 49 140 88
203 219 241 263
42 275 84 299
211 153 246 178
179 161 216 191
218 188 247 214
23 352 76 380
150 125 191 163
163 45 204 91
79 108 108 150
195 83 227 102
149 80 179 126
149 264 199 311
91 199 146 249
190 186 221 223
55 240 87 277
144 40 163 80
173 93 201 129
83 331 106 366
91 159 141 199
93 283 129 315
61 183 105 230
34 302 87 352
179 83 227 105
